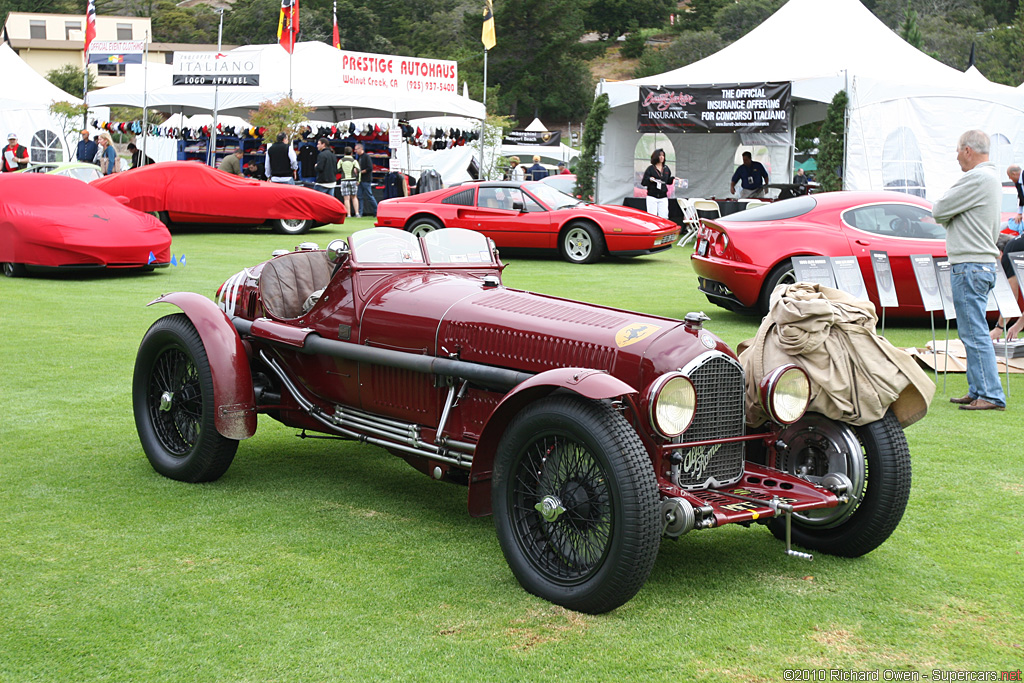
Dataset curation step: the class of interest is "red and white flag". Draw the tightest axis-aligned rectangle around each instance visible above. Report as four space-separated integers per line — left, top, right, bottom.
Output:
277 0 300 54
84 0 97 55
332 0 340 49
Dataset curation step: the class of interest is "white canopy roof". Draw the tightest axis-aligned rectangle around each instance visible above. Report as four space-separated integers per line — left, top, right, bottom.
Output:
90 41 485 121
596 0 1024 203
0 43 80 161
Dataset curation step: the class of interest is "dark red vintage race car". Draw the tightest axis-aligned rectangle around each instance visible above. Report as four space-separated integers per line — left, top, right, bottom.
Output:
92 161 346 235
133 227 911 613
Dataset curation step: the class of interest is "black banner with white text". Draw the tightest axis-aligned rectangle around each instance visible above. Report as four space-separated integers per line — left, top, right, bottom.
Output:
637 82 791 134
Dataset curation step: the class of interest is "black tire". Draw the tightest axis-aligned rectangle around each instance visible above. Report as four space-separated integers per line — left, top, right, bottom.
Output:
271 218 313 235
767 411 910 557
559 222 604 264
148 211 171 227
133 313 239 482
406 216 443 237
492 396 660 613
759 260 798 314
2 262 27 278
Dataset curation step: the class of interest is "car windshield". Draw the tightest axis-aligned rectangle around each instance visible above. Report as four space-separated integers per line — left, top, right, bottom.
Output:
524 182 581 209
61 166 102 182
422 228 495 264
349 227 425 264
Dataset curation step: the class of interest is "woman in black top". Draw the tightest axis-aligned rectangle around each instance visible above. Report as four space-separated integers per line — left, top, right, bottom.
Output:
641 148 674 218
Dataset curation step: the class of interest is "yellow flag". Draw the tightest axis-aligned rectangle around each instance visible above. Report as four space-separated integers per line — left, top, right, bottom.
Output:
481 0 496 50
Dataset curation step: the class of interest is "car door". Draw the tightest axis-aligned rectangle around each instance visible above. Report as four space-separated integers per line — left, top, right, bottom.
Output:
840 201 947 313
466 186 553 249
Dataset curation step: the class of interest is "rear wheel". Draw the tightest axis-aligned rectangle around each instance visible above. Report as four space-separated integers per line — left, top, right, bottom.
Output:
559 222 604 264
2 262 27 277
133 314 238 482
148 211 171 226
759 260 798 314
406 216 443 237
767 411 910 557
493 396 660 613
271 218 313 235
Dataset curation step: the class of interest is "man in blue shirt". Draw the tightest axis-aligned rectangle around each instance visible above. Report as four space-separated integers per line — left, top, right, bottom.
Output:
730 151 769 198
76 130 98 165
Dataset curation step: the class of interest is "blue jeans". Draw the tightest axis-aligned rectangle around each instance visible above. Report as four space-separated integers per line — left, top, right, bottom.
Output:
951 262 1005 406
358 181 377 216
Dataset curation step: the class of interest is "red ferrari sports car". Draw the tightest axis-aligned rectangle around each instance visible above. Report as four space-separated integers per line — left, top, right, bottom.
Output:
691 191 948 318
92 161 347 235
0 173 171 277
374 180 679 263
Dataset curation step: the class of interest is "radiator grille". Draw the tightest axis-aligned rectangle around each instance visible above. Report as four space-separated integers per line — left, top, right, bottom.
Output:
672 351 746 489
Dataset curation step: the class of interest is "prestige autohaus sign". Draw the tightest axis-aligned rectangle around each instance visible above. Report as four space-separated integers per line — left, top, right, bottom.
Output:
173 51 261 86
637 82 791 134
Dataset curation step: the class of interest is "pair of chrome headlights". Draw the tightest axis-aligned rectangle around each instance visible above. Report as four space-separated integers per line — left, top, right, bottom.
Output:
647 364 810 438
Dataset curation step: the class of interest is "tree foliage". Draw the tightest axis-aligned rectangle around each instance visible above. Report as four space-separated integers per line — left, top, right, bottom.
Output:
633 29 723 78
46 64 96 99
899 5 925 47
817 90 848 193
712 0 783 42
574 93 609 201
248 97 315 139
48 100 89 160
582 0 673 40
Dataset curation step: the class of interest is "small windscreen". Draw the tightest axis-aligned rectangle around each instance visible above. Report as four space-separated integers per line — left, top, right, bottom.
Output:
349 227 424 264
422 228 495 264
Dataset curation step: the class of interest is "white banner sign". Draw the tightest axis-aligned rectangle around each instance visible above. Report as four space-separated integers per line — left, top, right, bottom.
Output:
172 51 262 86
338 50 457 95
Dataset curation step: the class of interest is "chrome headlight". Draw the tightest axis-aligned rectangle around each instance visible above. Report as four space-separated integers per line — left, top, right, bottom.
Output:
647 373 697 438
759 364 810 424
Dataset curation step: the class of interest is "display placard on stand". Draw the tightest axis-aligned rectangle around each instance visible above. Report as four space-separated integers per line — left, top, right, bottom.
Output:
830 256 869 300
934 260 956 320
910 254 942 382
869 251 898 307
791 256 836 288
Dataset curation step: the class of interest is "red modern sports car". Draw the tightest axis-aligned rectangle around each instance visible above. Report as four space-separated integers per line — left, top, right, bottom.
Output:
0 173 171 277
691 191 948 318
92 161 347 235
374 180 679 263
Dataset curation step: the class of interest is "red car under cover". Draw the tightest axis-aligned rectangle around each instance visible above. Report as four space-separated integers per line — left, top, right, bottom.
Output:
91 161 347 225
0 173 171 269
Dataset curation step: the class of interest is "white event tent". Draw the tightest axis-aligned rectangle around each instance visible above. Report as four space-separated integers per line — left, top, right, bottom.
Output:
89 41 485 121
595 0 1024 204
0 43 82 163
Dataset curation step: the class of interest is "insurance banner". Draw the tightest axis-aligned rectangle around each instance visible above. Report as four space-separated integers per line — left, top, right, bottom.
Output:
637 82 791 134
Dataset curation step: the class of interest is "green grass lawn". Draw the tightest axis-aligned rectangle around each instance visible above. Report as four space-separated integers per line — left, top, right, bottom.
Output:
1 219 1021 682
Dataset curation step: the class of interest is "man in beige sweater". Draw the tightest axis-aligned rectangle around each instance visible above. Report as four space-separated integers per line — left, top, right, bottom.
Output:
931 129 1005 411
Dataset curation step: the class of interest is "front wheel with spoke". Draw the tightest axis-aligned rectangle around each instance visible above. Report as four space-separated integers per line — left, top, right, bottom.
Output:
492 396 659 613
133 313 238 482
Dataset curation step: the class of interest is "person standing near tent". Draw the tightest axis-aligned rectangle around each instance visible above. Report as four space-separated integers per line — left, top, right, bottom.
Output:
76 130 98 165
219 148 245 176
527 155 548 181
2 133 29 172
640 148 674 218
337 146 360 218
314 138 338 195
126 143 154 169
96 132 119 175
354 143 377 217
932 129 1005 411
508 156 525 181
265 133 298 184
730 151 769 198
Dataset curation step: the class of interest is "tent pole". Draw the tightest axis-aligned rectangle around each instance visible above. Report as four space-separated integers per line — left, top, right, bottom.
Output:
842 69 849 191
141 30 149 166
210 8 224 167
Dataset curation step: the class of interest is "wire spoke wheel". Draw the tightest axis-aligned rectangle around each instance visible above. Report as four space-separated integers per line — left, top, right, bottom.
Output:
493 396 659 613
511 433 613 583
148 347 203 456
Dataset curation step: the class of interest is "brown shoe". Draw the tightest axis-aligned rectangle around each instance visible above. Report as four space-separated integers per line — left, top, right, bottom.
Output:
949 394 973 405
959 399 1005 411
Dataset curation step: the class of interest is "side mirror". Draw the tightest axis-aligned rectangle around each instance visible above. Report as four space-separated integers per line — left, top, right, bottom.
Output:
327 239 350 265
512 200 524 212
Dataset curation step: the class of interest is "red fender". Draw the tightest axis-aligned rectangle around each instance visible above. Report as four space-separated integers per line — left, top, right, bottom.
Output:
148 292 257 440
466 367 638 517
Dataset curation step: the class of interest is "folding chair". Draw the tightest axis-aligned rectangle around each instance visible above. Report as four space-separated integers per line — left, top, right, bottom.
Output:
692 199 722 218
677 198 701 248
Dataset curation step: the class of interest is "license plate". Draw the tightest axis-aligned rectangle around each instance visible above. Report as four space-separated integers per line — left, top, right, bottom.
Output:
697 239 708 257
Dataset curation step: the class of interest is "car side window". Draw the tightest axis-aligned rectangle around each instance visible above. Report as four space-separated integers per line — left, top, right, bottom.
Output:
842 204 942 240
521 191 545 213
478 187 518 211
